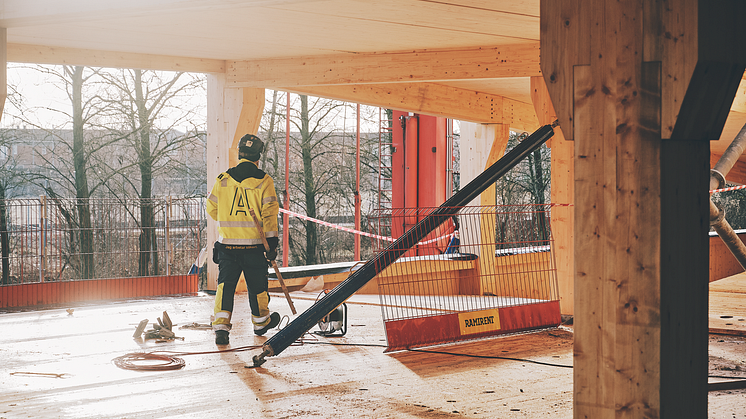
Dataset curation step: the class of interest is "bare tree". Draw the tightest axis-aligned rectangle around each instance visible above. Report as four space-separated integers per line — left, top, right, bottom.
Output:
0 127 37 284
493 131 552 247
16 65 116 279
99 68 205 276
260 90 282 176
284 95 349 264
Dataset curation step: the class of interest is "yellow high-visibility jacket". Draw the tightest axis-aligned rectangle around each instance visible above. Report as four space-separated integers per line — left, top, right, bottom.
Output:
207 159 279 246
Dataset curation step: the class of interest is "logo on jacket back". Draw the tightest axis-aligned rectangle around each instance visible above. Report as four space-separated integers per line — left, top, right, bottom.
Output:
230 188 249 216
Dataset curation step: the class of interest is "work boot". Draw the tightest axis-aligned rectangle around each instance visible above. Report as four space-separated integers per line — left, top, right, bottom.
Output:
254 312 281 336
215 330 230 345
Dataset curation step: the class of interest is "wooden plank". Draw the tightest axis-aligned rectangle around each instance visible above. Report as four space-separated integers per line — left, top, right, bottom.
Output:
227 43 541 87
8 43 226 73
377 259 476 278
284 83 537 126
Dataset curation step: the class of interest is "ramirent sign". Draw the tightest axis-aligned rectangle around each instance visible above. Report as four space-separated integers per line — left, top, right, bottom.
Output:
458 309 501 335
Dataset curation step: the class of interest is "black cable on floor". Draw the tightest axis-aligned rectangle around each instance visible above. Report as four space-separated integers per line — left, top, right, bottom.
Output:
406 348 574 369
300 341 573 369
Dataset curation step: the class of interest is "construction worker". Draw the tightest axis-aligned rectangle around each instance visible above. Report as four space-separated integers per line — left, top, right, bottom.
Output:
207 134 281 345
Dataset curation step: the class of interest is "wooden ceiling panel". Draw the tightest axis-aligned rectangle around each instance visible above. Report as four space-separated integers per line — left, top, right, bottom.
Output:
4 1 537 62
4 0 746 149
267 0 539 43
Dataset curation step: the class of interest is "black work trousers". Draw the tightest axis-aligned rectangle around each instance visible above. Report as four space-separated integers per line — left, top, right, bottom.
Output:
214 243 270 318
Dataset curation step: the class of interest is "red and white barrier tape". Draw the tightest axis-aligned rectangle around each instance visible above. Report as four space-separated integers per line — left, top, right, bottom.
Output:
279 208 452 245
710 184 746 194
280 208 394 242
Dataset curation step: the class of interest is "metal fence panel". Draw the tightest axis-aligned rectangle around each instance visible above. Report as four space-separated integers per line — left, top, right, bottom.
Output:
0 197 206 285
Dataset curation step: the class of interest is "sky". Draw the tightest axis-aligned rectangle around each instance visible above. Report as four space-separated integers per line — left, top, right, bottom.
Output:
3 63 207 131
3 63 460 135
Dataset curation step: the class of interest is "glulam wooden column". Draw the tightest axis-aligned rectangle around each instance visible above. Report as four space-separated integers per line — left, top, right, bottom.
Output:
531 76 574 315
541 1 746 417
205 74 265 291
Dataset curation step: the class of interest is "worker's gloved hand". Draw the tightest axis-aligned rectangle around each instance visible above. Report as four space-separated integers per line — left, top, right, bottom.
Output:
266 249 278 262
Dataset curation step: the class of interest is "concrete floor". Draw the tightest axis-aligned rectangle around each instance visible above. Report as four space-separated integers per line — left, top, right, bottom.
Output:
0 285 743 418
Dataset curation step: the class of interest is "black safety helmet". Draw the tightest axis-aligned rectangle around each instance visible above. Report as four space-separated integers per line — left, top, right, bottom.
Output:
238 134 264 161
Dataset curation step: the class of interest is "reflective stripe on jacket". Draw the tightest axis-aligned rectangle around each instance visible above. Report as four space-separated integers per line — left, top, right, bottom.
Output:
207 159 279 245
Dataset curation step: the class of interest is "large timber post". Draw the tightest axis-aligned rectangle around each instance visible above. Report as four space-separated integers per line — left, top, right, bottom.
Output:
205 74 264 291
531 76 574 315
460 122 510 293
541 1 746 417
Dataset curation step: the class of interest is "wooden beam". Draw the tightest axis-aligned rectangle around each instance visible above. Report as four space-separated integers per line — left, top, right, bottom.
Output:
284 82 538 129
7 43 225 73
671 61 746 140
540 1 590 141
227 43 541 87
646 1 746 140
230 87 265 167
